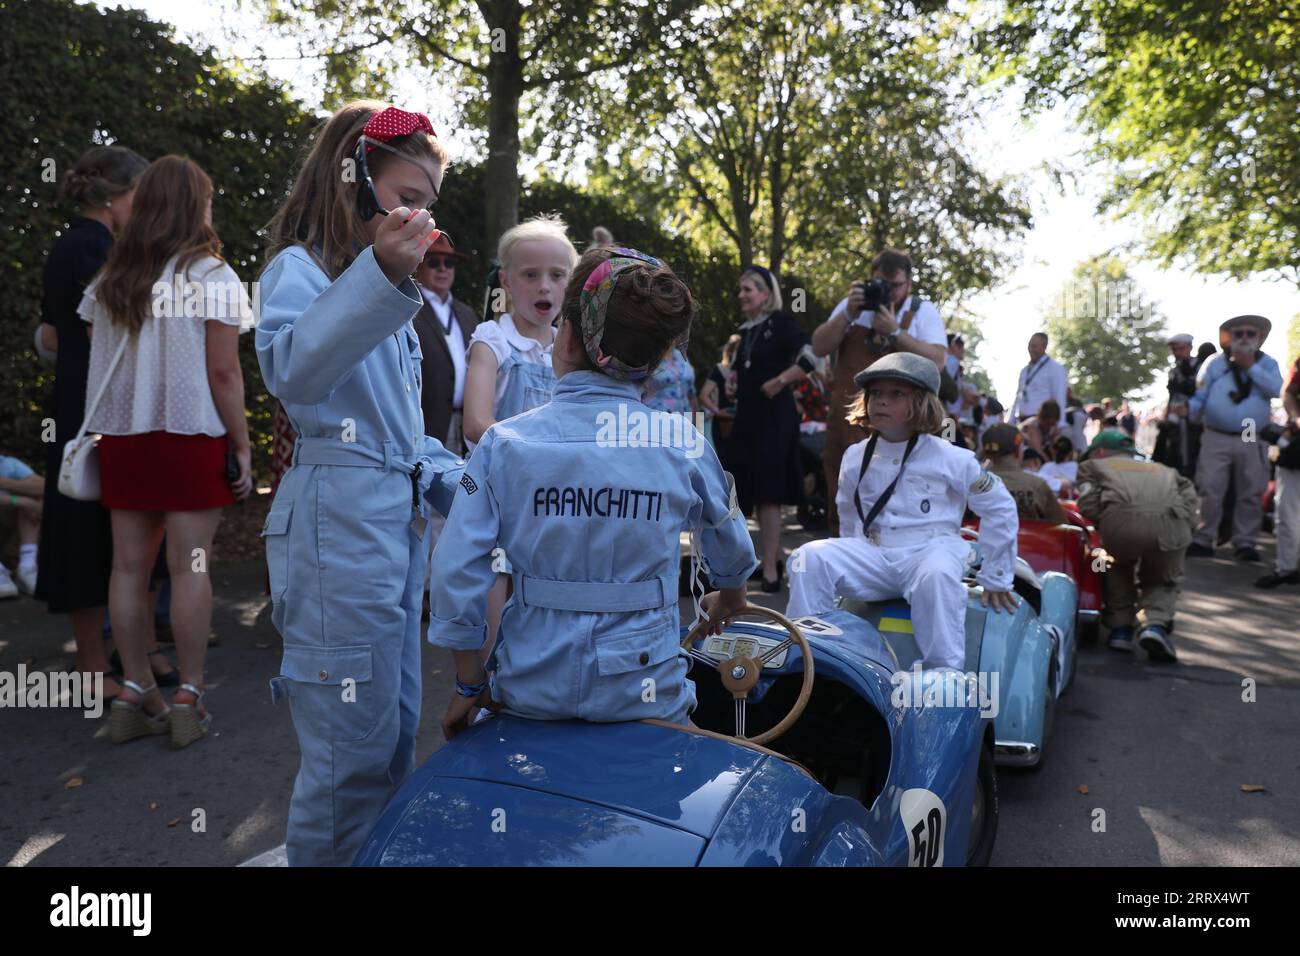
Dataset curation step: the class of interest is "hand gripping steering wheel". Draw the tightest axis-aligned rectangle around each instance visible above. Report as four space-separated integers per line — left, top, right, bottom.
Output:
682 603 814 745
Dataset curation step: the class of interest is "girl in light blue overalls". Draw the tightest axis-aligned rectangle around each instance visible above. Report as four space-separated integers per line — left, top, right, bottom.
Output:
430 247 757 738
461 216 578 652
257 103 464 866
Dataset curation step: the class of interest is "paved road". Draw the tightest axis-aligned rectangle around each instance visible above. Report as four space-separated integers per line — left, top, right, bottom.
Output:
2 514 1297 866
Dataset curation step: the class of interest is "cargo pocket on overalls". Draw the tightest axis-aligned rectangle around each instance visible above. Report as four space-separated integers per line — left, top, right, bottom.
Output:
278 644 379 742
594 623 679 676
591 623 682 720
261 499 293 604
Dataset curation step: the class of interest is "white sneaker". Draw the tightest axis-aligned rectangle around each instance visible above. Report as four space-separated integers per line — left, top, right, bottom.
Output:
0 564 17 600
16 564 37 595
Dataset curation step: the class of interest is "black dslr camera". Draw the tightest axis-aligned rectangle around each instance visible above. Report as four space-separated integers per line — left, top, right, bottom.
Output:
860 277 894 312
1259 422 1291 447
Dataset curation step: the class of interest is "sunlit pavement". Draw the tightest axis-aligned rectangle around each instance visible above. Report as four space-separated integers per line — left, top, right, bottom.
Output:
2 511 1297 866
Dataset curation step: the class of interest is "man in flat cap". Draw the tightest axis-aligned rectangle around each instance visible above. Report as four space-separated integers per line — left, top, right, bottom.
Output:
1077 430 1199 661
1187 315 1284 561
1153 332 1204 477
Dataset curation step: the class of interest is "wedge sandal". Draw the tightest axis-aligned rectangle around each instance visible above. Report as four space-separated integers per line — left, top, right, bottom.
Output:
110 680 171 744
170 682 212 750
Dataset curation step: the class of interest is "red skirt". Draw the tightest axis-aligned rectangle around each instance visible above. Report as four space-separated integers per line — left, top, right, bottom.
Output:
99 432 235 511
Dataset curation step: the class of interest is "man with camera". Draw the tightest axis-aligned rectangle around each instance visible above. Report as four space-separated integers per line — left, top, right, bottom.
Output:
1153 332 1203 478
1187 314 1283 562
811 248 946 536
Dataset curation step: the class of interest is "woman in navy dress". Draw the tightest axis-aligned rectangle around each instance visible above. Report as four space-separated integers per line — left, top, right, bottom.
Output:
35 146 147 699
724 266 816 592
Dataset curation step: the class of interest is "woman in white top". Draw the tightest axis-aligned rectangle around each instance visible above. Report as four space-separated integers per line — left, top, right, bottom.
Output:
81 156 252 748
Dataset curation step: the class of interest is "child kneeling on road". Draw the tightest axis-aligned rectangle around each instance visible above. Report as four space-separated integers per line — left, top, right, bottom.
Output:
787 352 1020 669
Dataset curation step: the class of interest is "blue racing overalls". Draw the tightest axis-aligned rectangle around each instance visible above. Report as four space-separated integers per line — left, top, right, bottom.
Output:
257 244 464 866
428 371 757 723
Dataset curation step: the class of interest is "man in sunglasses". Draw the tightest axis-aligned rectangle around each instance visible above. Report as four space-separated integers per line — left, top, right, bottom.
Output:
413 233 478 612
1187 314 1284 561
413 233 478 459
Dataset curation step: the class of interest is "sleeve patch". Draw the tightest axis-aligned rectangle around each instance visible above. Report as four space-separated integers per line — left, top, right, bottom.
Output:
969 471 996 495
460 473 478 496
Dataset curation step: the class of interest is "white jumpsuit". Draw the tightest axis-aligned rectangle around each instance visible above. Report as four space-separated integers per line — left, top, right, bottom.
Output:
787 433 1018 669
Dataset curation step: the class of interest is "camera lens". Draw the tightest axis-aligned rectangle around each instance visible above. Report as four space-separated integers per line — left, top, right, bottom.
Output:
862 278 889 311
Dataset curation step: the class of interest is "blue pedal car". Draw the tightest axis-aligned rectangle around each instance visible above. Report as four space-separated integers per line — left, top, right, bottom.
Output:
355 604 999 867
845 532 1078 770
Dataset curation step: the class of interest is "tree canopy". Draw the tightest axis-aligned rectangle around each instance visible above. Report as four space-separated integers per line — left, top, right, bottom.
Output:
1042 255 1168 402
581 2 1032 299
981 0 1299 287
255 0 696 253
0 0 313 471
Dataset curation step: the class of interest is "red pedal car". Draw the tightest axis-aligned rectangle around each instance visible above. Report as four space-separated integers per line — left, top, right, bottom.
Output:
965 505 1103 640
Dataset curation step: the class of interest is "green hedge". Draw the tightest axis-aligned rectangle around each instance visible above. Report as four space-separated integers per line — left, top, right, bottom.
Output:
0 0 312 478
1 0 807 480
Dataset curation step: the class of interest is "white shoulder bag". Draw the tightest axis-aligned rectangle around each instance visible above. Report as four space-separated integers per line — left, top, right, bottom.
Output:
58 332 129 501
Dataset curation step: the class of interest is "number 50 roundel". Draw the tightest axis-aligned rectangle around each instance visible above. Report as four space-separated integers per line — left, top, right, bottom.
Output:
901 788 947 868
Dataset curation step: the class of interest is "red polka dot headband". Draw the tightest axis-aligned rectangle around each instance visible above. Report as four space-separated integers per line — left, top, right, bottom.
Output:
359 107 436 153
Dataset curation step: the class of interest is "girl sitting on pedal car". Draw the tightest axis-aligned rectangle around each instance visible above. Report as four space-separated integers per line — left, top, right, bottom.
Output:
429 247 757 737
786 352 1020 669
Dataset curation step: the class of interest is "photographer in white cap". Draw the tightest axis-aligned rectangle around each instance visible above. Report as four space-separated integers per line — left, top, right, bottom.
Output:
1153 332 1203 478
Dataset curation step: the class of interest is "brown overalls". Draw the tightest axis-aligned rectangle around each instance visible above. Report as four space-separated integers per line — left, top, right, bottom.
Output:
822 303 920 536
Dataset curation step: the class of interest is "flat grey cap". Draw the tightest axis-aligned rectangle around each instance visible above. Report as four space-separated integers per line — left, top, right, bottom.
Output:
853 351 941 395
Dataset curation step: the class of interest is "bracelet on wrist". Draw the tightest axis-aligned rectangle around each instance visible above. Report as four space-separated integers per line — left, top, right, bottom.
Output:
455 677 488 698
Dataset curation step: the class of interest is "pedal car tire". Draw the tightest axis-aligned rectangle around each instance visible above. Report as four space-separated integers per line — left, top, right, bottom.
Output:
967 739 999 867
1077 616 1100 644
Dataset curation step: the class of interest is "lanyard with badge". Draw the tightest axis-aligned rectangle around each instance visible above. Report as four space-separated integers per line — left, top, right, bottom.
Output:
853 433 921 533
1019 356 1047 401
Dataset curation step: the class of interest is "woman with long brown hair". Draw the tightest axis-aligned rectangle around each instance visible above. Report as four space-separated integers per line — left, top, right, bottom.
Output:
81 155 252 748
257 102 463 866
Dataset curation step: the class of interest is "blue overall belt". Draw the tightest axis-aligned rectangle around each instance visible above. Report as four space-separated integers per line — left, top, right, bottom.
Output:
512 572 677 612
292 437 431 527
